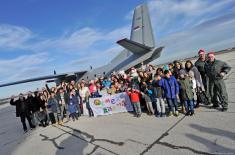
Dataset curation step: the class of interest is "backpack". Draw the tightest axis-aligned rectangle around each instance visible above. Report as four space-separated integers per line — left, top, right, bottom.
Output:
196 88 209 105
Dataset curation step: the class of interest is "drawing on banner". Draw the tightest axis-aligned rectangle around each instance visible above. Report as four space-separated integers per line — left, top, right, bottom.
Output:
89 93 133 117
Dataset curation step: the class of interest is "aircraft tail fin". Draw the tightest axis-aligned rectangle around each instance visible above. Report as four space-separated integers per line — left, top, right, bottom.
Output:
130 4 155 47
116 38 151 54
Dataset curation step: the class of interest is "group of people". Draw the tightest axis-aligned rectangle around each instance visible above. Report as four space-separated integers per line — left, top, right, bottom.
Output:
10 49 231 132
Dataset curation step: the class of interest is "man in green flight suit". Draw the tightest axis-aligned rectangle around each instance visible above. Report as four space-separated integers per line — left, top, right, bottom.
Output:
205 52 231 111
195 49 209 93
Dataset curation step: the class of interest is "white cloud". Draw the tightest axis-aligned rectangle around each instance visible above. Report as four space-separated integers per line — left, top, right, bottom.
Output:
153 12 235 64
148 0 235 37
0 22 130 86
0 52 50 81
0 0 235 87
0 24 33 50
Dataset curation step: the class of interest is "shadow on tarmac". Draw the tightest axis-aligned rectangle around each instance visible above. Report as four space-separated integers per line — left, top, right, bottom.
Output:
52 124 124 155
186 124 235 154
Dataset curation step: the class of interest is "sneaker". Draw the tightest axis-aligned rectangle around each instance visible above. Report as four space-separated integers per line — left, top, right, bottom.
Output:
24 129 28 133
195 104 200 109
185 111 190 116
156 115 160 118
210 105 219 109
190 111 195 116
174 111 179 117
168 111 173 117
221 107 228 112
59 121 63 125
30 125 36 130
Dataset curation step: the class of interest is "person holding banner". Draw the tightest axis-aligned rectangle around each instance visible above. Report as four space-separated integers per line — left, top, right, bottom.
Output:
127 87 142 117
79 82 94 117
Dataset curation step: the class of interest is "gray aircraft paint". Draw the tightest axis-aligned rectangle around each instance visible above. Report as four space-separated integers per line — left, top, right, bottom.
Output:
79 4 163 80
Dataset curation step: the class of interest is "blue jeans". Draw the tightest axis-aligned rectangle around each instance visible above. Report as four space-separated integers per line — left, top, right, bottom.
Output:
167 98 178 112
184 100 194 113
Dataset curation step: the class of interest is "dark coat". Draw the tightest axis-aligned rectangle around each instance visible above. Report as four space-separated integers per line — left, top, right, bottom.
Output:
68 96 78 113
152 79 164 98
56 92 69 105
10 98 31 117
195 59 206 79
27 96 41 113
47 97 60 113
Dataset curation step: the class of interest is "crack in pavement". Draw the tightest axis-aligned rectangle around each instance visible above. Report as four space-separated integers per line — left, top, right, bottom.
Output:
139 116 187 155
53 125 124 155
126 139 148 146
139 116 215 155
156 141 215 155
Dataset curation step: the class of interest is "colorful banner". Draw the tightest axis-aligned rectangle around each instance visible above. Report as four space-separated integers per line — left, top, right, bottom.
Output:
89 92 133 117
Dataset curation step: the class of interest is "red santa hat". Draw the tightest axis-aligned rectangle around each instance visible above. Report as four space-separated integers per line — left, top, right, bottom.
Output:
198 49 206 55
208 51 215 56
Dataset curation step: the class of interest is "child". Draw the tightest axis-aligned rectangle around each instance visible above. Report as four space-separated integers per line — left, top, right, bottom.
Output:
152 74 166 117
47 92 62 125
127 87 142 117
68 90 79 121
162 70 180 117
141 85 154 115
178 73 195 116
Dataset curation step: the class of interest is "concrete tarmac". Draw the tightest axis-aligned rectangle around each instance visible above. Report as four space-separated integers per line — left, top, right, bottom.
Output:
0 51 234 155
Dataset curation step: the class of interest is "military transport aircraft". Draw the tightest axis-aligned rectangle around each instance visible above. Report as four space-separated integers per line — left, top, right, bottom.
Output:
0 4 164 88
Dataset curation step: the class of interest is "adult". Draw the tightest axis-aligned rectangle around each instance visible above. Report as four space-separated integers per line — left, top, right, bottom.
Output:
57 88 70 122
79 82 93 117
47 92 62 124
10 94 35 132
173 60 184 80
205 52 231 111
195 49 209 96
32 91 47 127
185 60 205 107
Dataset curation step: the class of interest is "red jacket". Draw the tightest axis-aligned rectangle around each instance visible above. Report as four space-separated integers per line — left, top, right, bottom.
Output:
127 90 141 103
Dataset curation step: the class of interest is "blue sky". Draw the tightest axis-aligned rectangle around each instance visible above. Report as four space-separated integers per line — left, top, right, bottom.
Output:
0 0 235 98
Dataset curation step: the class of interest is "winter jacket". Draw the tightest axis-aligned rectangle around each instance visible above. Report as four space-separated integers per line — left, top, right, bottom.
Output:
10 98 31 117
142 89 153 103
152 79 164 98
185 66 205 91
195 59 207 79
162 76 179 99
178 77 194 100
102 80 111 88
57 92 69 105
68 96 78 113
29 96 42 112
47 97 60 113
127 90 141 103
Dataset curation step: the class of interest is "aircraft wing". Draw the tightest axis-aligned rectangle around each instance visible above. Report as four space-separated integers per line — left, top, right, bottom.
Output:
0 71 87 88
116 38 152 55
